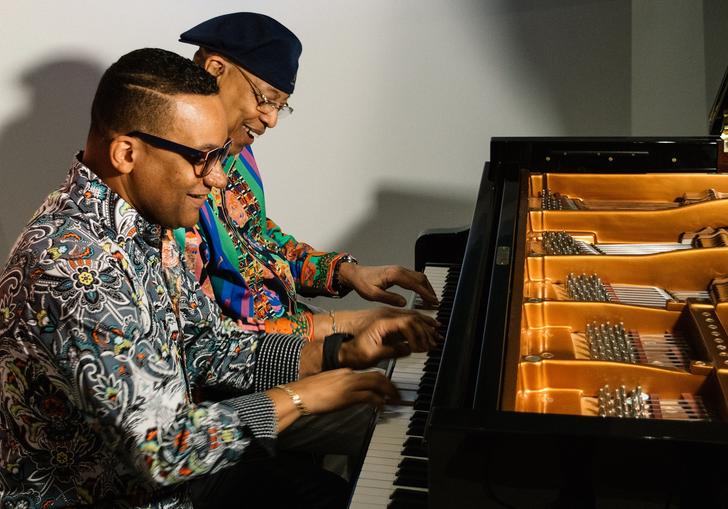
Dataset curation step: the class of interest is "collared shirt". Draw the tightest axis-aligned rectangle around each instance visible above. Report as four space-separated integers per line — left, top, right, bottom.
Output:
175 146 349 340
0 155 304 508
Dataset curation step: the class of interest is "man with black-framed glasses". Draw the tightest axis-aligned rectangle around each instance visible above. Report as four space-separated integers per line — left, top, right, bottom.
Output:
126 130 232 178
0 47 439 509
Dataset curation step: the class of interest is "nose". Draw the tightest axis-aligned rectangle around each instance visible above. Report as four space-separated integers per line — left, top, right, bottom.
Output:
203 158 228 189
260 109 279 129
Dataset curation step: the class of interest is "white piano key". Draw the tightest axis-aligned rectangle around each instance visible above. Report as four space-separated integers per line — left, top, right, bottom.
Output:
361 456 400 468
360 466 399 478
376 435 402 448
358 464 397 474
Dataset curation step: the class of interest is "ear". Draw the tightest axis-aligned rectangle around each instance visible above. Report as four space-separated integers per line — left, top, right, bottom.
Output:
203 54 228 81
108 136 138 175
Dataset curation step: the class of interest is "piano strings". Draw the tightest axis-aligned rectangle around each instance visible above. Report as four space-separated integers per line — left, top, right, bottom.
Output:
562 272 709 307
538 186 728 211
581 321 691 369
586 384 712 421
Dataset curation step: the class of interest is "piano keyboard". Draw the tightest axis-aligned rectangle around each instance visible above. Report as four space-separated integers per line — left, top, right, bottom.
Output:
348 264 458 508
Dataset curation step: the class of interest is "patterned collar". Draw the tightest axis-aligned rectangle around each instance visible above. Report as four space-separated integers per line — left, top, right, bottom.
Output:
67 153 163 248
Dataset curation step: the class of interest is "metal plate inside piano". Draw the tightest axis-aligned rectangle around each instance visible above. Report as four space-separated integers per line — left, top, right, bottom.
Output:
510 171 728 422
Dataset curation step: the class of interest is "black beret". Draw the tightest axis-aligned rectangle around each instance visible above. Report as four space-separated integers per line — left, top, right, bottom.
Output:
180 13 302 94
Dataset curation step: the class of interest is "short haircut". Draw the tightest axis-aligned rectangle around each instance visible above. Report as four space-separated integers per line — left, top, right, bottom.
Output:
89 48 219 139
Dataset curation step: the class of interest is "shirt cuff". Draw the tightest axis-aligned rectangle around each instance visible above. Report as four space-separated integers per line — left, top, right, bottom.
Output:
263 311 314 340
254 333 304 391
299 252 346 296
228 391 278 440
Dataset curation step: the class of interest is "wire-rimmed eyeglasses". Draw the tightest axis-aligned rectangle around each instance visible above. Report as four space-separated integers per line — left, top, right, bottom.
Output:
233 65 294 119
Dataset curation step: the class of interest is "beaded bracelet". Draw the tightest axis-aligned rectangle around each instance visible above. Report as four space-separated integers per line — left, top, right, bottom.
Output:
275 384 311 416
329 309 338 334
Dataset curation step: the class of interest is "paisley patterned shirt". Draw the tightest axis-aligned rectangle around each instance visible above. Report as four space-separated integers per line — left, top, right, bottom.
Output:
175 146 350 340
0 156 305 508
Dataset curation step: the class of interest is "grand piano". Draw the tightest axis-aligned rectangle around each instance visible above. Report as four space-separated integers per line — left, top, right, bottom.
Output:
349 82 728 508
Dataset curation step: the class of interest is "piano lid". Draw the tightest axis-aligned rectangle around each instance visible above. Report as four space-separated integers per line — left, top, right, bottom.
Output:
709 64 728 136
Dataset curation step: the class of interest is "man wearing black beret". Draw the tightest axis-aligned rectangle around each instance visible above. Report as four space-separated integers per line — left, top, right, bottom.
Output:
176 12 439 345
173 12 444 503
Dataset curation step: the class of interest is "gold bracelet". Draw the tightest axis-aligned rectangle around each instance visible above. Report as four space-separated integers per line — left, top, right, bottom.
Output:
276 384 311 416
329 309 338 334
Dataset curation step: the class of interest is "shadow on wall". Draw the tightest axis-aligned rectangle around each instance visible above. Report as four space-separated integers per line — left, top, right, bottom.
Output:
0 58 103 264
306 185 474 311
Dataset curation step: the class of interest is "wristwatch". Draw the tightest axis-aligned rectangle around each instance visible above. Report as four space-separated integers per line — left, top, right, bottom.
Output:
333 254 358 294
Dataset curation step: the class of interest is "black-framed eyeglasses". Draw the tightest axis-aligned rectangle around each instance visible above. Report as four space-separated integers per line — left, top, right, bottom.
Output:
127 131 232 177
233 65 294 119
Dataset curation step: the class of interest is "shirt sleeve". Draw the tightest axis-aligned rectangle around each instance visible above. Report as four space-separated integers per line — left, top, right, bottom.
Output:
8 244 295 488
265 217 350 296
178 266 305 394
177 219 318 341
263 310 315 341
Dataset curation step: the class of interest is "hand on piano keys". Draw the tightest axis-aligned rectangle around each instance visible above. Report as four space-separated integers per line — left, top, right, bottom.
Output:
328 307 439 337
336 263 440 308
279 308 442 418
279 369 400 417
338 312 442 370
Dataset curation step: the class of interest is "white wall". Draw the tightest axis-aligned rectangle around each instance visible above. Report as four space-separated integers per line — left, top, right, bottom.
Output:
632 1 707 134
0 0 722 306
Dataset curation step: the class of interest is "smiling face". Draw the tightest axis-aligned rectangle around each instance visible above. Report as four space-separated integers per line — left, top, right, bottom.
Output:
205 54 290 153
123 93 228 228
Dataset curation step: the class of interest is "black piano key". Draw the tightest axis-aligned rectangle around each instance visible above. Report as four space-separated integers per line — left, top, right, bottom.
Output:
407 421 425 436
418 389 434 400
407 411 428 431
402 436 427 458
392 472 427 488
423 366 438 377
424 357 440 368
422 356 438 365
388 488 429 508
398 457 429 474
413 397 431 411
423 364 439 375
388 500 427 509
393 472 429 489
417 385 434 399
436 300 454 310
412 410 429 420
